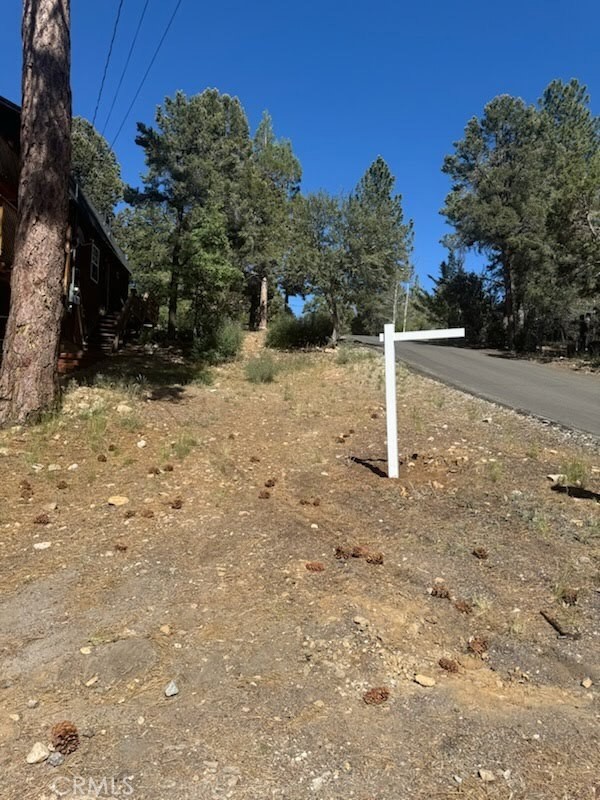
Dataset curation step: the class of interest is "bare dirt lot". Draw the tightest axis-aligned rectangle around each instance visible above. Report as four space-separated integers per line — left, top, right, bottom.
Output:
0 336 599 800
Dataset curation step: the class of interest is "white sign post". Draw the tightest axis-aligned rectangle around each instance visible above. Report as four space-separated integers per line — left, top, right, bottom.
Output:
379 324 465 478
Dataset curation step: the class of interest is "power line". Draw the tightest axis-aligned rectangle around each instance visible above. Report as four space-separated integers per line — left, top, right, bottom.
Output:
109 0 183 148
101 0 151 136
92 0 126 126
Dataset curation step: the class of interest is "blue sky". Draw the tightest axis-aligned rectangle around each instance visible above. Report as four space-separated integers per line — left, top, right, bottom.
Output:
1 0 599 301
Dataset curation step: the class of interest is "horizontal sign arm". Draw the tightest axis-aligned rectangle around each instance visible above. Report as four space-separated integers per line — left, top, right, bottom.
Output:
378 327 465 343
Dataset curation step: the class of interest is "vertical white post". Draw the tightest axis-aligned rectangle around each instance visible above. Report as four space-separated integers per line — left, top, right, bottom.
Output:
383 323 399 478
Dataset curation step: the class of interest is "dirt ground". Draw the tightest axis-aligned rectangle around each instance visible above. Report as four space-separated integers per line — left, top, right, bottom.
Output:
0 335 599 800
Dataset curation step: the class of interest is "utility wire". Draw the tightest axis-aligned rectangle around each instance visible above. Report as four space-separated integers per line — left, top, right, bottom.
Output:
109 0 183 148
92 0 126 126
101 0 151 136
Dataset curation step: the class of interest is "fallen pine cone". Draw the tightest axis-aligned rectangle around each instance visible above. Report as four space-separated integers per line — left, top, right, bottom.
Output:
438 657 459 673
430 582 450 600
170 498 183 510
366 551 384 565
335 546 351 560
57 481 68 490
351 546 370 559
559 587 578 606
20 479 32 490
249 455 260 463
312 498 321 507
33 513 50 525
50 720 79 755
97 454 107 463
108 444 116 452
454 598 473 614
472 546 488 560
148 466 161 475
114 543 128 552
468 635 488 657
370 412 379 419
140 509 155 519
363 687 389 705
264 478 276 488
305 561 325 572
163 463 174 472
258 490 271 500
124 509 136 519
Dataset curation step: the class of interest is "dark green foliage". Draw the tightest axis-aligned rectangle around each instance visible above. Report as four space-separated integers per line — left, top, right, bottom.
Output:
265 312 332 349
72 116 123 219
191 319 243 365
245 353 277 383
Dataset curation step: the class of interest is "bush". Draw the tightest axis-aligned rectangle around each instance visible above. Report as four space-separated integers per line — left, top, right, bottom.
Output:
192 320 244 365
245 353 278 383
266 312 332 350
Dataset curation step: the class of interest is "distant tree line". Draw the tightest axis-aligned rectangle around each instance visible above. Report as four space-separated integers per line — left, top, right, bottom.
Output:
419 79 600 351
72 89 413 346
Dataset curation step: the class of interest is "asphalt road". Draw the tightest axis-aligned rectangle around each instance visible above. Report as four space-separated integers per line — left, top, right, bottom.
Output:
351 337 600 437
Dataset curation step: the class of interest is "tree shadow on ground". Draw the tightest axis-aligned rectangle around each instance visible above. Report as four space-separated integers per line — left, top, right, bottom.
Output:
349 456 395 479
67 345 211 404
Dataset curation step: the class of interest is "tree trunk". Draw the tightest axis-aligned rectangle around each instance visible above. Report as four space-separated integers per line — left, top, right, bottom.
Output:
502 257 516 350
258 276 268 330
167 223 182 339
0 0 71 425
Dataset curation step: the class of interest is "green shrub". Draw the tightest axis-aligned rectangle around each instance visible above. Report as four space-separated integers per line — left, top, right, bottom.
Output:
266 312 332 350
192 320 244 365
245 354 278 383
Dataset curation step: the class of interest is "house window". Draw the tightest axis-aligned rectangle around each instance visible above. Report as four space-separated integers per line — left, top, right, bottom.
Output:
90 243 100 283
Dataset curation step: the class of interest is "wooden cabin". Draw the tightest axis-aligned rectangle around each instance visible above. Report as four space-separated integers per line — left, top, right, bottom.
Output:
0 95 153 372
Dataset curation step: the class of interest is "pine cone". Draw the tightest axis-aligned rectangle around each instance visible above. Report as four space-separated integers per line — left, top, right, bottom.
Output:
50 720 79 755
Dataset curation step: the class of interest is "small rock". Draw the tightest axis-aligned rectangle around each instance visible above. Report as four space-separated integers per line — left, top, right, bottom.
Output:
164 680 179 697
546 473 564 483
26 742 50 764
137 440 147 449
352 616 370 631
27 699 39 709
160 624 172 636
482 417 492 424
9 713 20 722
80 646 92 655
47 464 61 472
47 751 65 767
33 541 52 551
0 447 9 457
44 502 58 512
108 496 129 507
581 677 593 689
478 769 496 783
414 674 436 687
67 463 78 471
116 404 133 415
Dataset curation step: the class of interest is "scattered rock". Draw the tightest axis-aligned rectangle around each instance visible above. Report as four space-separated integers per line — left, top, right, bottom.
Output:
414 674 436 687
47 464 61 472
160 624 172 636
124 509 136 519
26 742 50 764
482 417 492 424
478 769 496 783
116 404 133 415
581 677 593 689
547 474 565 483
44 502 58 512
9 713 20 722
33 541 52 551
47 751 65 767
67 463 78 471
353 616 370 631
137 440 147 449
305 561 325 572
164 680 179 698
27 699 39 709
363 687 390 705
108 496 129 507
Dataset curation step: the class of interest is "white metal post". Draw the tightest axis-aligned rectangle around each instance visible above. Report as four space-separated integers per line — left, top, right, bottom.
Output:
378 325 465 478
383 323 399 478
